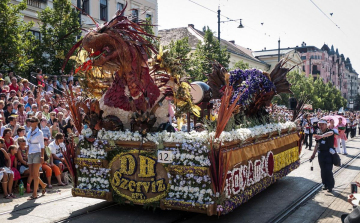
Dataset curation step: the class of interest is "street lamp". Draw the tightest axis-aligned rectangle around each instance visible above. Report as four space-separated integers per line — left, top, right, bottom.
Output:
237 19 244 29
217 7 244 42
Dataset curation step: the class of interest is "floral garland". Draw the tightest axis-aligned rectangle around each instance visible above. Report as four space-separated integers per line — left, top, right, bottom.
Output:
96 121 296 145
229 68 275 106
77 165 110 191
162 199 209 211
167 172 214 205
78 139 108 159
72 188 107 198
167 165 209 176
221 160 300 215
75 158 106 168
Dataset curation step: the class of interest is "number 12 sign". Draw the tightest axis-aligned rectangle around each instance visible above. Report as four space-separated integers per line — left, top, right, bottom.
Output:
157 150 173 163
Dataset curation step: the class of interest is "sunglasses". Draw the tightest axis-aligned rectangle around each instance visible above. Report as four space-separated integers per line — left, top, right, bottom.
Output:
30 120 37 123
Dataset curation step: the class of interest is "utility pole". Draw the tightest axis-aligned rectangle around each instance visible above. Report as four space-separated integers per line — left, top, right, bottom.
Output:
278 38 280 62
217 6 220 42
77 0 82 39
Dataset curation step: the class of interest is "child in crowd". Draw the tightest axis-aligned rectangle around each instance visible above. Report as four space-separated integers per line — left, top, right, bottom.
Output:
8 145 20 190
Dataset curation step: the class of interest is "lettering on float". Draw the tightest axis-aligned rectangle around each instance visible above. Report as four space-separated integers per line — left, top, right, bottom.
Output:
111 154 167 201
224 151 274 196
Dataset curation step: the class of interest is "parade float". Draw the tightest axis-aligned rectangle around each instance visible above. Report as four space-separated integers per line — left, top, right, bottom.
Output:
61 5 301 216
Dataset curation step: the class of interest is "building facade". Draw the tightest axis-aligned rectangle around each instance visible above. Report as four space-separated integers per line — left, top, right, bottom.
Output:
295 43 358 107
11 0 158 38
158 24 270 72
77 0 158 35
254 42 358 108
11 0 54 37
253 48 303 74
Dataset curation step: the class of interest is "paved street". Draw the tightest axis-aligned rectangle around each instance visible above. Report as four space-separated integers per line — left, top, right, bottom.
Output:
0 137 359 223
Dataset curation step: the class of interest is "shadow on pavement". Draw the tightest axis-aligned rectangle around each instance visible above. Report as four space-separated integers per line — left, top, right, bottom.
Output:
7 197 39 220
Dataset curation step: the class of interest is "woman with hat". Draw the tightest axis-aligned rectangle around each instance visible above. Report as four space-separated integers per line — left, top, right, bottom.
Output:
310 119 335 192
27 117 47 199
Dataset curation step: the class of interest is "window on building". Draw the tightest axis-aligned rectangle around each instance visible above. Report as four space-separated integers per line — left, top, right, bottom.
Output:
27 0 41 8
100 0 107 21
131 9 138 23
302 66 305 72
31 30 41 41
146 14 152 22
301 56 306 60
82 0 89 15
117 2 124 11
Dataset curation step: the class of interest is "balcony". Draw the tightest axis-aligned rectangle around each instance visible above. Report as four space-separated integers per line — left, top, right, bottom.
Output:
27 0 42 8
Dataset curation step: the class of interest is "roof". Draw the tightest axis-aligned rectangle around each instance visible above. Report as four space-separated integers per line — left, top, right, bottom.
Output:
189 27 269 66
158 27 200 49
253 49 295 57
158 25 270 67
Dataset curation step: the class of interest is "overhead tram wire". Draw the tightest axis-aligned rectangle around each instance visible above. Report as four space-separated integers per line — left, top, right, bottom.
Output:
308 0 346 35
309 0 340 28
188 0 278 42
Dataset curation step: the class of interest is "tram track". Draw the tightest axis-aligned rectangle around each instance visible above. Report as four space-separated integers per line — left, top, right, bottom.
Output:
266 149 360 223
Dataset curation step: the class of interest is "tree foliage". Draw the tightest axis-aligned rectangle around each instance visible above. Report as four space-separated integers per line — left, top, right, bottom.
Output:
0 0 35 74
142 17 159 56
232 60 250 70
354 94 360 110
33 0 80 75
190 26 230 81
163 37 193 74
272 71 347 111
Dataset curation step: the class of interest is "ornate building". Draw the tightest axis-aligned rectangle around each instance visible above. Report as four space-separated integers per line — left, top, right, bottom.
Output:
296 42 358 107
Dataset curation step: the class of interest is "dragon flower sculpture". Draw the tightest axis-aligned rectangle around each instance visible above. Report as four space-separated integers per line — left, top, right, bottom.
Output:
64 4 171 130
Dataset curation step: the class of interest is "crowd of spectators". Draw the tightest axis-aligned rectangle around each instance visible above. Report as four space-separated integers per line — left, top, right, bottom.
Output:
0 69 79 200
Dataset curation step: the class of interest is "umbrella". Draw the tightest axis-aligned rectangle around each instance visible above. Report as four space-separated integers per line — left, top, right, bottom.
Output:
321 115 339 127
334 115 346 126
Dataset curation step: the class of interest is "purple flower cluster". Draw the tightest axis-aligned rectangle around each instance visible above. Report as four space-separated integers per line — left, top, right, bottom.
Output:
229 68 276 106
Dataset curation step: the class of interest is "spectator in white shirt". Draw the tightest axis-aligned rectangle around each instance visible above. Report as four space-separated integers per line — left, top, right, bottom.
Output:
26 117 47 200
49 133 66 170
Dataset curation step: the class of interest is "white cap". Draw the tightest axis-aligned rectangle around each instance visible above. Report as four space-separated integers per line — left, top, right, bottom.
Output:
318 119 327 124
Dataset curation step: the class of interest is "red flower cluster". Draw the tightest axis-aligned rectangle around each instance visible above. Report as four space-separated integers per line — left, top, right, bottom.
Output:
75 60 93 74
90 51 101 57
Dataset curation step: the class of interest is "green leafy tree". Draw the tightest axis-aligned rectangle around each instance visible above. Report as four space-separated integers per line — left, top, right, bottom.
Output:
354 94 360 110
232 60 249 70
0 0 35 74
163 37 193 74
190 26 230 81
272 71 347 110
142 17 159 55
33 0 80 75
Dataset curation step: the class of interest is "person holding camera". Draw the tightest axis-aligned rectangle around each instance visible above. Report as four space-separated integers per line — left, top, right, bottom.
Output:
310 119 335 192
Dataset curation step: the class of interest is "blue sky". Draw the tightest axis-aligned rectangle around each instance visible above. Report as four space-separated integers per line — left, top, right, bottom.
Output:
158 0 360 73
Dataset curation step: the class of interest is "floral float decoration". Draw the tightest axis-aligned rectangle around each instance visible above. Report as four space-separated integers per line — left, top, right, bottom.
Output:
62 3 301 216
